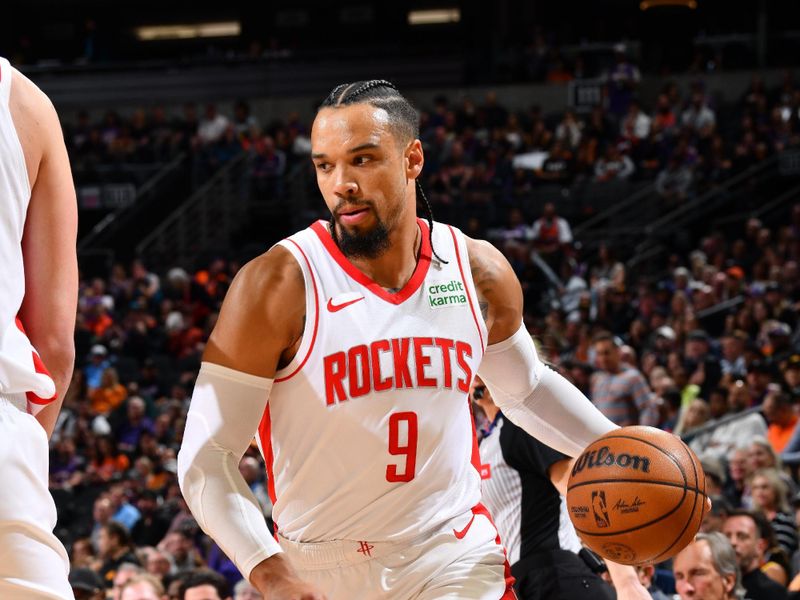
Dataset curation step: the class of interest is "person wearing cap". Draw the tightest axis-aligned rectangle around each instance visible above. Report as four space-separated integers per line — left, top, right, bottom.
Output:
782 355 800 396
69 567 105 600
85 344 111 391
767 321 795 365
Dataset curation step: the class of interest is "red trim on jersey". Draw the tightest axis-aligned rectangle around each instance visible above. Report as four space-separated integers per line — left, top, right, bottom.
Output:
14 317 57 405
447 226 485 351
472 503 517 599
275 239 320 383
309 219 431 305
259 405 278 506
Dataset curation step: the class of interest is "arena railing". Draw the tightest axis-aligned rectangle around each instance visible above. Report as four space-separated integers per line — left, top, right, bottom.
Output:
135 153 248 267
78 152 187 253
680 405 763 445
626 154 780 270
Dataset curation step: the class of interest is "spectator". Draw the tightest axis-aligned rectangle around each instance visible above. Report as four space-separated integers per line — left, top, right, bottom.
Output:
749 468 798 562
763 391 799 453
534 141 574 184
85 344 111 391
238 456 273 520
655 155 693 204
233 579 262 600
682 90 717 138
720 330 748 382
635 564 671 600
88 435 130 483
590 332 658 427
683 329 722 399
700 383 768 462
554 109 582 149
197 104 230 145
94 521 141 587
606 43 641 116
120 573 166 600
116 396 154 454
620 100 651 143
593 144 635 182
109 483 142 532
673 532 745 600
90 367 128 415
530 202 573 274
159 530 203 572
781 354 800 396
143 547 175 580
70 567 106 600
131 491 171 548
179 569 231 600
701 495 733 534
722 510 789 599
111 563 145 600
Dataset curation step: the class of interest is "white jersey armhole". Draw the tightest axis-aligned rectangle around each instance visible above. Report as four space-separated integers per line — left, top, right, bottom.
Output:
272 236 319 382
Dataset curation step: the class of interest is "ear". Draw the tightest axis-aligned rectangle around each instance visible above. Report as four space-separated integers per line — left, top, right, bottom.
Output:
722 573 736 595
405 139 424 180
756 536 769 556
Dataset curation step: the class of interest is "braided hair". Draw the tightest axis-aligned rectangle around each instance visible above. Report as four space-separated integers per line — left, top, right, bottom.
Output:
318 80 448 264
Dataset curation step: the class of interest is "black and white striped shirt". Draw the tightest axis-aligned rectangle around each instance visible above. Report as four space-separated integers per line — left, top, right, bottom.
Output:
478 413 581 565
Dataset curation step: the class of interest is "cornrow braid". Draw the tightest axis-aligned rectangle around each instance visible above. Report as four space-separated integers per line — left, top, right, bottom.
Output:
319 79 449 264
346 79 398 102
416 179 448 265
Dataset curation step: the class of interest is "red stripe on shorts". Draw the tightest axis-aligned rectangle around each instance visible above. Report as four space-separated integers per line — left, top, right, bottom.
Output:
472 503 517 599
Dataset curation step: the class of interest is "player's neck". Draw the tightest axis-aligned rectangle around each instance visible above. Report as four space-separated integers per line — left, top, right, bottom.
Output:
349 217 421 292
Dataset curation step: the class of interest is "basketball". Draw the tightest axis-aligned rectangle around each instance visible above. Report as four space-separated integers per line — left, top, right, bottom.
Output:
566 426 707 566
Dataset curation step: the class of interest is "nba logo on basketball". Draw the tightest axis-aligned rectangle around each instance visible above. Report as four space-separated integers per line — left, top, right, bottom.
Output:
591 491 611 528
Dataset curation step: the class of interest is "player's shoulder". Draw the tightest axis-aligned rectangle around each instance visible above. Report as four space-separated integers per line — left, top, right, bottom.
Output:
233 243 304 301
9 66 57 124
462 234 513 283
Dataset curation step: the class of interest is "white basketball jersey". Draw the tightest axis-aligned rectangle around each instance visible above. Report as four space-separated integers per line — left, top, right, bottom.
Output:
0 57 57 413
260 219 487 543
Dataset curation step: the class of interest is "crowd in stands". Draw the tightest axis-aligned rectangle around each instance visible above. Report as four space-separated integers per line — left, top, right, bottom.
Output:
56 69 800 598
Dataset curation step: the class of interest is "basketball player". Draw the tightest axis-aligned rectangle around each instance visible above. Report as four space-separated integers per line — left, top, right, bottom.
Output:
177 80 619 599
0 58 78 598
472 376 649 600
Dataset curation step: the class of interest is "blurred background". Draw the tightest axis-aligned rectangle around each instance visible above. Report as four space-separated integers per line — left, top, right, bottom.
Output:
7 1 800 598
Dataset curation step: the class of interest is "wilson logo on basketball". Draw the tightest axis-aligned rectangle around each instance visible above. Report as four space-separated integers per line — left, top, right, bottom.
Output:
571 446 651 477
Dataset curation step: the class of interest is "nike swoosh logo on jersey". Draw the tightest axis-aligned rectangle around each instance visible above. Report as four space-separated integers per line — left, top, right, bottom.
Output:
326 295 365 312
453 514 476 540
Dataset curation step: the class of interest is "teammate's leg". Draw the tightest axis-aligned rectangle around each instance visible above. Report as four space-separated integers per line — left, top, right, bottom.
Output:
0 396 74 600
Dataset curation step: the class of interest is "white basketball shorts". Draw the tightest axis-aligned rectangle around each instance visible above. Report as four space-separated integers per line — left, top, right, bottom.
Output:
0 393 74 600
278 504 516 600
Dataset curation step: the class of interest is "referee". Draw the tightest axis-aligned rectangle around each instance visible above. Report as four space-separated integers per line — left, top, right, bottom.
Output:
472 376 649 600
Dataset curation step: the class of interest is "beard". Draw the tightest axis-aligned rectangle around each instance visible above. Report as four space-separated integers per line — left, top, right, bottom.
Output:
331 215 391 259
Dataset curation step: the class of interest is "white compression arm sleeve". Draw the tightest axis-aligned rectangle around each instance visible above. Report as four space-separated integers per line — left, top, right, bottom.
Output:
177 362 281 579
478 324 618 457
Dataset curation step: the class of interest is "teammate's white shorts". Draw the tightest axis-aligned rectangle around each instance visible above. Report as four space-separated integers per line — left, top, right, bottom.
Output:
278 504 516 600
0 393 74 600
